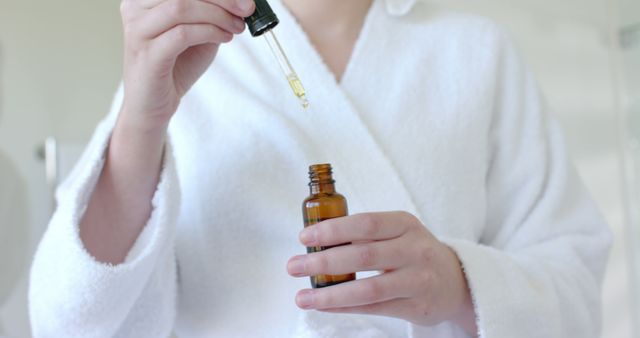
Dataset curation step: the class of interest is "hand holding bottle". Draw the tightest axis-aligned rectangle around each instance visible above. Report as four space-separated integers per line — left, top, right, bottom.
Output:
287 211 478 335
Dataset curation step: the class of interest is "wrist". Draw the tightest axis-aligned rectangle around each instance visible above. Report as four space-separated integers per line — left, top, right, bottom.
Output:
451 292 478 337
109 107 168 172
447 246 478 337
117 105 171 135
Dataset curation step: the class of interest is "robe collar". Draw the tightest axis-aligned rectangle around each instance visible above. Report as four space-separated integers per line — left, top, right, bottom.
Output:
261 0 422 220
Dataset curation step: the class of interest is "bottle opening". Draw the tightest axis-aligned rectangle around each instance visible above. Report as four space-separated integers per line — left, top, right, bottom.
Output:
308 163 335 185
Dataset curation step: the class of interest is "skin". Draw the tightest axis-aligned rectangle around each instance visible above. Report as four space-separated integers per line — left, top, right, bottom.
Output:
79 0 477 334
80 0 255 264
287 212 478 335
283 0 373 82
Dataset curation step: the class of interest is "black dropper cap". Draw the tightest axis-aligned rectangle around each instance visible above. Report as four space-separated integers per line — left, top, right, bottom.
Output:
244 0 280 37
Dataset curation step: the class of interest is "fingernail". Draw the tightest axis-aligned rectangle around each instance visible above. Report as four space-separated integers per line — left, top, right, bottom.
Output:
296 290 314 309
300 228 316 245
233 19 245 32
288 256 306 276
237 0 254 13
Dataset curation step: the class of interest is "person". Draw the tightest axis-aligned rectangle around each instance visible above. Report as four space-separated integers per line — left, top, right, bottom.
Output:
28 0 612 337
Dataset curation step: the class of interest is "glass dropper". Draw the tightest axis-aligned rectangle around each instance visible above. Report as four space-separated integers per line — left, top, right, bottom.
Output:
263 30 309 109
244 0 309 109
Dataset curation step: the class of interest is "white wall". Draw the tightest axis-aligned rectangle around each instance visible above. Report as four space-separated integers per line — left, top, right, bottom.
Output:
616 0 640 335
0 0 122 336
0 0 633 337
0 1 123 230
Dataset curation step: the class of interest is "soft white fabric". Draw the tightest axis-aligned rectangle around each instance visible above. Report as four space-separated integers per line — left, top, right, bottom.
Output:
29 1 612 337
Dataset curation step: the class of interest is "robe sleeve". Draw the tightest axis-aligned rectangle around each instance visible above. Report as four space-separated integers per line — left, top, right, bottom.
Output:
442 28 612 338
28 84 180 338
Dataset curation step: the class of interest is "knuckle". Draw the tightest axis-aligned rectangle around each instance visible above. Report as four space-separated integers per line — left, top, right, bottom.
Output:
360 213 377 227
416 270 433 289
357 245 377 269
399 211 419 226
173 25 189 40
310 253 329 273
122 20 138 39
361 279 384 303
168 0 189 19
205 25 218 39
362 214 381 237
120 3 137 23
208 25 219 35
315 290 333 309
418 245 436 263
320 221 339 243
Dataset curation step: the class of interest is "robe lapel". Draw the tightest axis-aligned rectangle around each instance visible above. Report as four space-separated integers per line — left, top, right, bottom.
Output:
269 0 421 219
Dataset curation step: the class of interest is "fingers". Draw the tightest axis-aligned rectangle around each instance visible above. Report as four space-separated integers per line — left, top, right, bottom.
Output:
320 297 417 319
202 0 255 17
300 211 418 247
121 0 245 71
135 0 255 17
134 0 245 39
295 271 411 310
288 239 407 276
153 23 232 61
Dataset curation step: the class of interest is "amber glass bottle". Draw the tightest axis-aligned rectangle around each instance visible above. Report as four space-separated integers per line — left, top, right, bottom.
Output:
302 163 356 288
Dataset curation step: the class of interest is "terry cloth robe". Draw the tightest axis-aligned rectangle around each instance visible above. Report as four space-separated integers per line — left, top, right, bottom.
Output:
28 0 612 337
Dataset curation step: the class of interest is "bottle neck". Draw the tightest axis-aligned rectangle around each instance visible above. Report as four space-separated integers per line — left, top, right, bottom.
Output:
308 163 336 195
309 181 336 195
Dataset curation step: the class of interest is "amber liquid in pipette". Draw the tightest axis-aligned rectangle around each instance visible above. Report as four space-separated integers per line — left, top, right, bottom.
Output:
287 74 309 109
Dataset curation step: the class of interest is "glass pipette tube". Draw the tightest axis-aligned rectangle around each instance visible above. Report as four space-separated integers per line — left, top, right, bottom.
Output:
263 30 309 109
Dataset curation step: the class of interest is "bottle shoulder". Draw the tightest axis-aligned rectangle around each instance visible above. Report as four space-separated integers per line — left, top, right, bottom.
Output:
302 192 348 220
303 192 346 204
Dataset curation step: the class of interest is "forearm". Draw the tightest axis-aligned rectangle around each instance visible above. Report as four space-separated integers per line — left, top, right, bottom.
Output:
79 109 167 264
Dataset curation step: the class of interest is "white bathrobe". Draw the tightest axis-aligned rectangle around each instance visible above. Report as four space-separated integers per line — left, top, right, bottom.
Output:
28 0 612 337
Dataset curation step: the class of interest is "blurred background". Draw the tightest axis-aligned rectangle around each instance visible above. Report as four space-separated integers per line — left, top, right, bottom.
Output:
0 0 637 337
